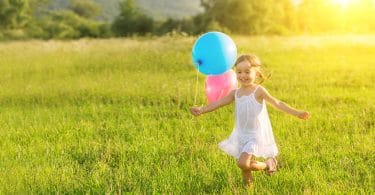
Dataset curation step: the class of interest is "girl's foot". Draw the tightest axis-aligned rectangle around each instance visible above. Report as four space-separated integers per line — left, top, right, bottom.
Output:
265 158 277 176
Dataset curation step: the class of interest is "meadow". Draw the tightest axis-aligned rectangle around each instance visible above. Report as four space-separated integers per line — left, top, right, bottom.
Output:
0 35 374 193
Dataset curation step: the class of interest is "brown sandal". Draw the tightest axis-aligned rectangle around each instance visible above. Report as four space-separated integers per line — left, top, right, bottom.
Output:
265 158 277 176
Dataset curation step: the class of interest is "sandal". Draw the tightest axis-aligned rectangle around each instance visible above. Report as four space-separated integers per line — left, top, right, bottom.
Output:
265 158 277 176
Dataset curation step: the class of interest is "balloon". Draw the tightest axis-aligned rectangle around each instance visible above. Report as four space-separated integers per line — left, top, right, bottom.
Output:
205 69 237 104
192 32 237 75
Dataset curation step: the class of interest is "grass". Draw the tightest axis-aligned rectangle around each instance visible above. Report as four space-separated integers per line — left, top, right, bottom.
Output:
0 35 374 193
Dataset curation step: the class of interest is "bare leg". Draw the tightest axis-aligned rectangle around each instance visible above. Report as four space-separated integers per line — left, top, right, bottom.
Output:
237 153 254 186
241 170 253 187
249 160 267 171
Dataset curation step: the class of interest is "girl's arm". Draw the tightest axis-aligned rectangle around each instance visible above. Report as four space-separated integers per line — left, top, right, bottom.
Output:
190 89 236 116
258 86 310 120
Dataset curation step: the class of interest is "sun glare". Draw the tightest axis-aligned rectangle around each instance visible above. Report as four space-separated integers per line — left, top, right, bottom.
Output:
332 0 352 8
291 0 302 6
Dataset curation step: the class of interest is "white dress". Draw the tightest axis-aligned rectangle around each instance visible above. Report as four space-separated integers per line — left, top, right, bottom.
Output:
218 86 278 159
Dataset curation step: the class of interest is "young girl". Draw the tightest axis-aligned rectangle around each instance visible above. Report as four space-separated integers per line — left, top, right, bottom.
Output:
190 54 310 186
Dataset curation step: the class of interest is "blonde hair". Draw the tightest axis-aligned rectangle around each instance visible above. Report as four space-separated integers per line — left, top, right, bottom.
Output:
234 54 271 84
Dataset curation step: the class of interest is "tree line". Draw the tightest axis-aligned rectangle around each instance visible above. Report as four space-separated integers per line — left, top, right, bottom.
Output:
1 0 374 40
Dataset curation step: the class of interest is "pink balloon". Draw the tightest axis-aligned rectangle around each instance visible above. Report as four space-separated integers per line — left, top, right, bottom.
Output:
205 69 237 104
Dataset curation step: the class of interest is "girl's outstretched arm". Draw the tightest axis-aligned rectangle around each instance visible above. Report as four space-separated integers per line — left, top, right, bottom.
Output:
258 86 310 120
190 89 236 116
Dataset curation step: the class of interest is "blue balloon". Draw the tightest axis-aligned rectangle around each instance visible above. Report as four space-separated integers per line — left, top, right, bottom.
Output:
192 32 237 75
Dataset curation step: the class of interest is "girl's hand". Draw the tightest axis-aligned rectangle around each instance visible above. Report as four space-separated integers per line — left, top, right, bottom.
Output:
190 106 203 116
297 111 310 120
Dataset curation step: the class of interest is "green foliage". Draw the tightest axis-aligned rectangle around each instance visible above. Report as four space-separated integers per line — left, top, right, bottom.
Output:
0 0 111 40
68 0 101 19
0 0 28 29
28 10 111 39
193 0 293 35
111 0 154 36
2 0 375 40
0 0 49 40
154 18 195 35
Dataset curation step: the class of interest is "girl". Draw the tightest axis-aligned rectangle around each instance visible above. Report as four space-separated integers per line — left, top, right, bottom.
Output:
190 54 310 187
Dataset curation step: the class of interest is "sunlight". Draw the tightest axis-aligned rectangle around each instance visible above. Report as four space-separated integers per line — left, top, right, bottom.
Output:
332 0 352 9
291 0 302 6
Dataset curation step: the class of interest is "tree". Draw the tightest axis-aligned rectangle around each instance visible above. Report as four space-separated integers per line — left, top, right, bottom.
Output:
0 0 48 40
192 0 293 35
28 9 111 39
0 0 29 29
231 0 297 34
68 0 101 19
111 0 154 36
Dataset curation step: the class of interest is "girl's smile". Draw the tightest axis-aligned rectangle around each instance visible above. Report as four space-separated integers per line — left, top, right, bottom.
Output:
235 61 257 87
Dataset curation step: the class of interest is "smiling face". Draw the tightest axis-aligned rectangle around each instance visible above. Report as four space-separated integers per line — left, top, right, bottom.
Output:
235 60 258 87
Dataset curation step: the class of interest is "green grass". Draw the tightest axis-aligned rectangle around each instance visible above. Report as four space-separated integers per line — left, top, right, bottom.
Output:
0 35 374 193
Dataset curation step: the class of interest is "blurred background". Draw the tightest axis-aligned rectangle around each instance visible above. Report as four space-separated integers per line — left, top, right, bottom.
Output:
0 0 375 40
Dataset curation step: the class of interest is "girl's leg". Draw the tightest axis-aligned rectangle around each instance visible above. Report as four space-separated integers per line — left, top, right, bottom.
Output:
237 153 253 186
250 157 277 174
241 169 253 187
238 152 273 171
249 160 267 171
237 153 277 186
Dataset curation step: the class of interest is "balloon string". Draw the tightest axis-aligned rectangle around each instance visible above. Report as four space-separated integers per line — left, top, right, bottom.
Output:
194 65 199 105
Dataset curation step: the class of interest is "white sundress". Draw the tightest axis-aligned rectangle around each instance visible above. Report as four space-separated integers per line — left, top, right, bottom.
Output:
218 86 278 159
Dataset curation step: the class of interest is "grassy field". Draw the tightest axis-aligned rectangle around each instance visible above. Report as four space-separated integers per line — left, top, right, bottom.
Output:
0 35 374 193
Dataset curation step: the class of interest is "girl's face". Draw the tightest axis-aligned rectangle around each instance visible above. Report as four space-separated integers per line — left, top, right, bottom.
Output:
235 60 257 87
